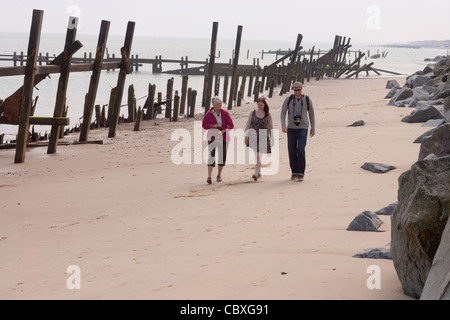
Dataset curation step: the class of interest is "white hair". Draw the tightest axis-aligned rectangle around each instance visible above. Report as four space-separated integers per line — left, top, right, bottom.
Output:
212 96 222 106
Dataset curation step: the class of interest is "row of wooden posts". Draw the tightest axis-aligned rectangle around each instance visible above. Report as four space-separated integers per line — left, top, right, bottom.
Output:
0 13 401 163
0 10 136 163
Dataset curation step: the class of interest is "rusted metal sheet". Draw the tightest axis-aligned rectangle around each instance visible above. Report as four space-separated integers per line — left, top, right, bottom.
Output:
1 89 22 125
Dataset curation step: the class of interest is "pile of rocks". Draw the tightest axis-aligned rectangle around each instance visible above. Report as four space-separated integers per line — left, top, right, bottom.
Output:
386 59 450 299
385 56 450 134
353 60 450 300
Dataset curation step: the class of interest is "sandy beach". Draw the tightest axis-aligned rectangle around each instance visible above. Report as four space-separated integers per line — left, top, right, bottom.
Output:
0 77 423 300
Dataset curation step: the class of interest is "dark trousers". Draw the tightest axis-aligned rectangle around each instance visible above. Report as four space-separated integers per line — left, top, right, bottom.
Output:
208 141 228 167
287 128 308 176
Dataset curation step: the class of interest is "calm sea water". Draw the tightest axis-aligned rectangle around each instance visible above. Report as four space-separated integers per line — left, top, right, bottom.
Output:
0 32 448 139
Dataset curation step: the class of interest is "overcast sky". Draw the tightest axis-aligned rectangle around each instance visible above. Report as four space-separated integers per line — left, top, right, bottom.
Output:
0 0 449 44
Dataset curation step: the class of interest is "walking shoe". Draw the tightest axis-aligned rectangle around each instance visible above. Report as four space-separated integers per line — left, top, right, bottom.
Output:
291 175 297 181
296 175 304 182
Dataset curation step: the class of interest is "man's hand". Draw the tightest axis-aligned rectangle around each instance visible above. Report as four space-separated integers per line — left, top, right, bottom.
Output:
282 126 287 133
310 131 315 138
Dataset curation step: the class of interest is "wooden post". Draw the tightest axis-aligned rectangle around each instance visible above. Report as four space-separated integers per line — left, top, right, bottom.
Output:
47 16 78 154
15 10 44 164
106 87 116 127
269 77 275 98
205 22 218 113
127 84 136 122
157 92 162 110
247 69 254 97
180 75 188 115
253 81 261 102
80 20 110 142
234 75 240 101
222 74 229 103
190 90 197 118
100 105 106 127
94 104 100 128
146 83 156 120
214 74 220 97
260 69 266 93
307 46 314 82
134 107 142 131
172 93 180 122
59 105 68 138
240 70 247 98
202 73 208 108
228 25 243 110
253 67 261 95
165 77 174 119
280 34 303 96
187 88 192 118
108 21 136 138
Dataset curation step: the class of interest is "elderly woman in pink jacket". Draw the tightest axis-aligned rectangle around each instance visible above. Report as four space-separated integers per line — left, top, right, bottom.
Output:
202 97 234 185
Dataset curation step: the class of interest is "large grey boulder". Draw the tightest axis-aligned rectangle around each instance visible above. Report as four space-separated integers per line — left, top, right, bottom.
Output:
361 162 396 174
445 96 450 113
420 217 450 300
444 110 450 122
402 105 444 123
413 73 434 89
347 211 384 232
347 120 365 127
414 128 438 144
405 74 419 88
388 87 414 106
375 202 398 216
422 64 434 75
433 57 450 77
419 124 450 161
421 119 447 127
386 79 401 89
354 247 392 260
412 87 431 101
423 78 442 95
391 156 450 299
385 87 398 99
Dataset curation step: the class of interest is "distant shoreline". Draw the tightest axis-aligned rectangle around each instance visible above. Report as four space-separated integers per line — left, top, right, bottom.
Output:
373 40 450 50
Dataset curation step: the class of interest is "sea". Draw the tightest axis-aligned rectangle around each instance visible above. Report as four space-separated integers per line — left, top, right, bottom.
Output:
0 32 449 140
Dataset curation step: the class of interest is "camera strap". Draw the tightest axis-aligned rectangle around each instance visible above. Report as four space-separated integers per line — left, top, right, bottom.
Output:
287 94 310 116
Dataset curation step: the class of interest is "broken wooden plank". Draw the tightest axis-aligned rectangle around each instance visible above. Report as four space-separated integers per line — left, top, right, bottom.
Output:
345 62 374 78
371 67 403 76
29 117 70 126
